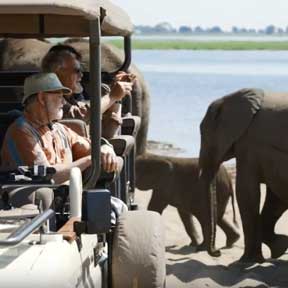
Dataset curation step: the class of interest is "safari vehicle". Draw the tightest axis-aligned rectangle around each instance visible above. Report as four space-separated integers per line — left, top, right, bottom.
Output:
0 1 166 287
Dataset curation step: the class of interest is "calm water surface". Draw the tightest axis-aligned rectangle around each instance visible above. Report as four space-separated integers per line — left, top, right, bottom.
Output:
133 50 288 156
133 34 288 42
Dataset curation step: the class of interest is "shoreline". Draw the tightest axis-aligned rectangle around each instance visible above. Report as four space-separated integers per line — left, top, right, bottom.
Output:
108 39 288 50
146 140 186 156
146 140 236 181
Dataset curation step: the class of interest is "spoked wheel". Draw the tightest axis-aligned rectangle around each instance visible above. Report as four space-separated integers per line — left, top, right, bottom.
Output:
112 210 166 288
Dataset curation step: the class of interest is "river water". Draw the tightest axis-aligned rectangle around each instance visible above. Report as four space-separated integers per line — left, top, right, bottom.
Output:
133 34 288 42
133 50 288 157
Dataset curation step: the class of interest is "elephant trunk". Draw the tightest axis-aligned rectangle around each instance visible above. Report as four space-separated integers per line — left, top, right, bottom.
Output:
199 169 221 257
208 177 221 257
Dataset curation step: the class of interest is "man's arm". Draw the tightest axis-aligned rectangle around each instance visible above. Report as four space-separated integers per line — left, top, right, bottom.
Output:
67 126 120 175
1 124 50 167
52 155 91 184
101 79 133 114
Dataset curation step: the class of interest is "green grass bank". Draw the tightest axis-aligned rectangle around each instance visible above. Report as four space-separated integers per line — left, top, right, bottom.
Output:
107 39 288 50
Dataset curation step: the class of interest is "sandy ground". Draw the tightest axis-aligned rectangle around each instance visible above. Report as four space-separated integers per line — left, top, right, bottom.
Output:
134 163 288 288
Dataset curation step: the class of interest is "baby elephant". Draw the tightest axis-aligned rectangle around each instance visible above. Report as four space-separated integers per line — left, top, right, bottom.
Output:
136 153 240 249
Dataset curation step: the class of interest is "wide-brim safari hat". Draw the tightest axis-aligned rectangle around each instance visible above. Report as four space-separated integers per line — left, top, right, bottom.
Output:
23 72 72 104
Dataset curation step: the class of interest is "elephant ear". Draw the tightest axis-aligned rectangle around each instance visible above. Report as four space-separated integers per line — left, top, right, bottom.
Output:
199 88 264 173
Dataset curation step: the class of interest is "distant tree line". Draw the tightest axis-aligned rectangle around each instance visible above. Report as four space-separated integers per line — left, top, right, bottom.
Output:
134 22 288 35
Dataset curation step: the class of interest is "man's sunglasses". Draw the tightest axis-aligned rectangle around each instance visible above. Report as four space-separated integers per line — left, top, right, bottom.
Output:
73 67 82 75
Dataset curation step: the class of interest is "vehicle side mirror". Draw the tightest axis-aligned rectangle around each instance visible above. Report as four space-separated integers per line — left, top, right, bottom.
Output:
81 189 111 234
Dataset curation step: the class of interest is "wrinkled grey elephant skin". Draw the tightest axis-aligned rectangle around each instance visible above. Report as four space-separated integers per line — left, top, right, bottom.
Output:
200 88 288 263
0 38 150 155
136 153 240 250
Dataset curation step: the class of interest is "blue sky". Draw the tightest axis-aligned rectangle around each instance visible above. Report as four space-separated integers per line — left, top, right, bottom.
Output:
113 0 288 30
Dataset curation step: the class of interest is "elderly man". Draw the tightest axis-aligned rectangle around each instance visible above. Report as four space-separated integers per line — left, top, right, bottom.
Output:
41 44 134 138
1 73 120 187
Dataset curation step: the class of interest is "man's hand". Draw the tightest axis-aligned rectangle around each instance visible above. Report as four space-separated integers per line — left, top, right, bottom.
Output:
100 144 118 173
69 102 90 121
110 71 136 101
115 71 136 83
110 81 133 101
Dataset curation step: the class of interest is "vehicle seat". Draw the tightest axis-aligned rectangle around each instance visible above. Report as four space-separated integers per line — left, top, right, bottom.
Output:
0 109 23 151
0 110 40 217
121 115 141 138
59 118 88 138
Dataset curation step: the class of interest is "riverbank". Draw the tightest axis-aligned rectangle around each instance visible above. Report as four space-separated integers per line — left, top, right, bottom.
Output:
108 39 288 50
147 140 236 182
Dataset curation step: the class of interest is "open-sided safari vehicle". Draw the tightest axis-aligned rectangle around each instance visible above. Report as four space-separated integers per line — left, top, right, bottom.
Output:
0 1 166 287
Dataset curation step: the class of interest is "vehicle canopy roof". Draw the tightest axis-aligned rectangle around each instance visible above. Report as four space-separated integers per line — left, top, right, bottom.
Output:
0 0 133 37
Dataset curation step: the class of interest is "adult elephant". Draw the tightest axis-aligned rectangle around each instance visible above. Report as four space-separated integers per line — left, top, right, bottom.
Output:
0 38 150 155
199 88 288 263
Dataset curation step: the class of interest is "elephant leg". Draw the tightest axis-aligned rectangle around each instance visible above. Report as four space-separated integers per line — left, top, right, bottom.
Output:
236 162 263 263
216 192 240 248
218 216 240 248
261 186 288 258
147 189 168 214
177 209 202 246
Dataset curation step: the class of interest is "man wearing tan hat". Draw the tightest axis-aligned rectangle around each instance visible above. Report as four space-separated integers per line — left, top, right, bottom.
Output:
1 72 120 187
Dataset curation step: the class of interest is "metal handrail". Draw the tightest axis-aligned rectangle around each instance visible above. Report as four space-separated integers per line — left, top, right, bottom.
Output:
0 209 54 246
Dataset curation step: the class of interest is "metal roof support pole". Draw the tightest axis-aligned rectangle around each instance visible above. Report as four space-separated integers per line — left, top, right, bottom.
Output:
119 36 131 72
85 17 101 189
